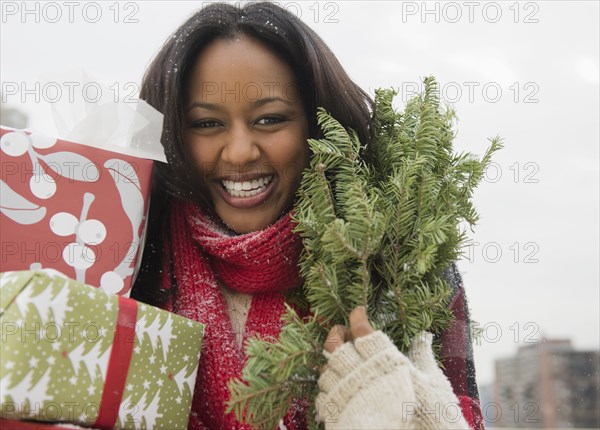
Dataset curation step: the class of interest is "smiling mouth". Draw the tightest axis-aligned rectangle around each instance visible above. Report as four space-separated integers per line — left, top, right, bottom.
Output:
221 175 273 198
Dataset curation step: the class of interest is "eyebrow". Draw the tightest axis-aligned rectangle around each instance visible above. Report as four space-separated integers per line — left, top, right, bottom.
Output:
253 97 293 107
186 101 219 112
186 97 293 112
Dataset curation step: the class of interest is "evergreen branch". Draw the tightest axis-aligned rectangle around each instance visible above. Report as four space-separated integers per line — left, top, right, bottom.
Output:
227 307 326 429
229 77 501 428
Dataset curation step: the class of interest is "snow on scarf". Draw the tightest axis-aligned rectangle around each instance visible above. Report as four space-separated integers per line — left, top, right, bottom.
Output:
162 199 306 429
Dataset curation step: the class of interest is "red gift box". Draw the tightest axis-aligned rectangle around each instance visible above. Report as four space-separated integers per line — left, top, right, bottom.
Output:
0 127 153 296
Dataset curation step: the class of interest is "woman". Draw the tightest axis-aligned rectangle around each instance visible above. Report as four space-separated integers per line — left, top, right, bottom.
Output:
132 2 484 429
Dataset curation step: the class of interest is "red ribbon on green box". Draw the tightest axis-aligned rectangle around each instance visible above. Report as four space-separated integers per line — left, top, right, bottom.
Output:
94 296 137 429
0 270 204 429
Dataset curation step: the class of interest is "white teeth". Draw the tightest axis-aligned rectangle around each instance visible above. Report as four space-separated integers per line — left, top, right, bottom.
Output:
221 175 273 198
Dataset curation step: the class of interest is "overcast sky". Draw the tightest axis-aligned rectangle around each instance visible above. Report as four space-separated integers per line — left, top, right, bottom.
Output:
1 1 598 387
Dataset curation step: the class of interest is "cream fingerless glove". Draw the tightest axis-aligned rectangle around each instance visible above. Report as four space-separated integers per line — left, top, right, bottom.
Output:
407 332 471 429
315 331 471 430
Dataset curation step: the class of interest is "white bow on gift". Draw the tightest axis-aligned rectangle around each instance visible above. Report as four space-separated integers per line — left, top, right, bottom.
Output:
44 69 166 163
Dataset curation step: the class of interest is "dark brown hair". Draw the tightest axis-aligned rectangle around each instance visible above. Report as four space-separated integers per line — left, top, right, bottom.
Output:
132 1 374 304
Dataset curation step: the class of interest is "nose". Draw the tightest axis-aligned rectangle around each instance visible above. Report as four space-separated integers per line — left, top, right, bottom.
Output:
221 122 261 168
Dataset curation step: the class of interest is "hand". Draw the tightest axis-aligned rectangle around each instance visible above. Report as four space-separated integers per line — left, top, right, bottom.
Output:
315 307 470 430
404 331 470 429
323 306 374 353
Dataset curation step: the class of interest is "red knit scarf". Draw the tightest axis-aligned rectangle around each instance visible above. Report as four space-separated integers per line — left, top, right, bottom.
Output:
162 200 306 430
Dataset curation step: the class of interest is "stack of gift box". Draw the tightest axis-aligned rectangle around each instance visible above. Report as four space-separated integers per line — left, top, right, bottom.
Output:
0 102 205 429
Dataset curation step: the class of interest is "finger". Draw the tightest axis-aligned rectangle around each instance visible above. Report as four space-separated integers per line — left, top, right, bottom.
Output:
349 306 374 340
408 331 438 372
324 324 348 353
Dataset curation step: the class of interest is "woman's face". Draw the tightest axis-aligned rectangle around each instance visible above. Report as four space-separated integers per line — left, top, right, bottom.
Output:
184 35 310 234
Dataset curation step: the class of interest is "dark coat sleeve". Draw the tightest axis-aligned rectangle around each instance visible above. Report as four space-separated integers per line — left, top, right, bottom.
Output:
439 263 485 429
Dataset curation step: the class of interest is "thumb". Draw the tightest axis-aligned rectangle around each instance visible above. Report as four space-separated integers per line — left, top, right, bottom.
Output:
408 331 438 373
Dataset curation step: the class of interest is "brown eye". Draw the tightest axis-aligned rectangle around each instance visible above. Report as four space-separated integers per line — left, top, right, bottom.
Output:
192 120 221 129
256 116 286 126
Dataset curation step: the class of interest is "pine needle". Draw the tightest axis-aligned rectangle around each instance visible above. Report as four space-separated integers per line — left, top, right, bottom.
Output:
227 77 502 429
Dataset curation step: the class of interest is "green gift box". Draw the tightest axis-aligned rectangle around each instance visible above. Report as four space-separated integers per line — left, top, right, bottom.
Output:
0 270 204 429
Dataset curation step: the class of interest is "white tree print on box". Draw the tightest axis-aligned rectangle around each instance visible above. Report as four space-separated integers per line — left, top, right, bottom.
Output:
0 271 204 429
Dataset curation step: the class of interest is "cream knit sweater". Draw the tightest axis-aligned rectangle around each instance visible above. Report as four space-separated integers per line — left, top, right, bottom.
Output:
220 283 252 350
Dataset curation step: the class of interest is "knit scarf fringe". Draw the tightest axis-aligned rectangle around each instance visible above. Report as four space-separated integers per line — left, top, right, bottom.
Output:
161 200 306 429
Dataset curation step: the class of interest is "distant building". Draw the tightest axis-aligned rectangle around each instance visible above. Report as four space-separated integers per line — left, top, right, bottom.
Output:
477 383 496 427
492 339 599 428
